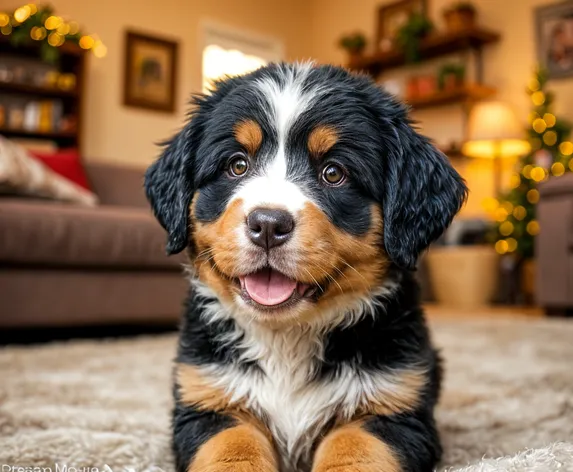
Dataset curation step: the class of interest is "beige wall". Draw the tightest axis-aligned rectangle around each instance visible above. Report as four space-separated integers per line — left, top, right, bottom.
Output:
41 0 573 215
308 0 573 216
48 0 312 167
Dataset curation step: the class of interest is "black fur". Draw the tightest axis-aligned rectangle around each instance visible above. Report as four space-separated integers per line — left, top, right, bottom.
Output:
145 63 467 472
172 401 236 471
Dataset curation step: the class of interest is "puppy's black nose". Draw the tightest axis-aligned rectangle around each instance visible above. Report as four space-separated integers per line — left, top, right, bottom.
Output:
247 208 294 250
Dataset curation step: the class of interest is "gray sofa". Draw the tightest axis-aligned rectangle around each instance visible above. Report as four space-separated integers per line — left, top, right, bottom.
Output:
0 162 187 328
536 173 573 315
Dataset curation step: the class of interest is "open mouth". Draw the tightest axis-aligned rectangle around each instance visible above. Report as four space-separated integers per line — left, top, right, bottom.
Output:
239 267 318 310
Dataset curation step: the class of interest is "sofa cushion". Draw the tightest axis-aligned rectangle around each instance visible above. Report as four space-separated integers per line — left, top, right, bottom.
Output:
0 199 186 269
84 162 148 208
0 136 97 205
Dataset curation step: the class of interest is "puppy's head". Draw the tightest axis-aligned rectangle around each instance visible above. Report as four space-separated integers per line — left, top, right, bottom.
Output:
146 63 467 327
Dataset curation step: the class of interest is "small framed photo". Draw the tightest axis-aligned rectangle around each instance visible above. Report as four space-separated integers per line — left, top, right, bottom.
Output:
123 30 178 112
535 1 573 79
377 0 428 51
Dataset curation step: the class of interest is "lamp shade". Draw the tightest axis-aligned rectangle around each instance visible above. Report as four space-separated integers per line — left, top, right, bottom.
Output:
463 101 531 158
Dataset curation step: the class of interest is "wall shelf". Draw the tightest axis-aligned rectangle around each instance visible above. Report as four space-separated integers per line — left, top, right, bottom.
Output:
0 127 77 141
407 84 497 110
0 82 78 99
348 28 501 77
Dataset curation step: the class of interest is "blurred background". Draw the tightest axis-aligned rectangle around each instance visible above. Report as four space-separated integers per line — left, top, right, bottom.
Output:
1 0 573 336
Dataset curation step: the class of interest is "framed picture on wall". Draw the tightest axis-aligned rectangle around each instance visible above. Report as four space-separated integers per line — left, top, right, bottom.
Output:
377 0 427 52
123 30 178 112
535 1 573 79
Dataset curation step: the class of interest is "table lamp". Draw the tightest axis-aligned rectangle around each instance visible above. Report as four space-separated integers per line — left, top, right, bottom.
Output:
462 101 530 195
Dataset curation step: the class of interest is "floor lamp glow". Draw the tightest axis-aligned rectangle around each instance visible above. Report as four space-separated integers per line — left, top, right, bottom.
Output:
462 101 530 196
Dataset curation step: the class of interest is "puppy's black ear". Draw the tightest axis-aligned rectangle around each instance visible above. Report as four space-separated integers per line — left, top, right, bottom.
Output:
145 75 247 255
145 125 195 255
383 121 468 270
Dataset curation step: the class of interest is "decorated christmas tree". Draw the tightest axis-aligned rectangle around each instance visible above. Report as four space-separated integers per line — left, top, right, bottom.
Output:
492 69 572 260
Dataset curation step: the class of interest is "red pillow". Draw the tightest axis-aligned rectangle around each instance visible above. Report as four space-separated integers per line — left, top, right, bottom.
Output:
29 148 92 190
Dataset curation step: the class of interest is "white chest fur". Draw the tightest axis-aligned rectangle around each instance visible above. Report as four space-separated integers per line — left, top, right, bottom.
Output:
200 324 415 472
203 327 328 470
192 281 415 471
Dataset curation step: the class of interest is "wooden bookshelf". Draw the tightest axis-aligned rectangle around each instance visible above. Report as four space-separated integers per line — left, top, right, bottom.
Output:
0 81 78 99
348 28 501 77
0 37 86 151
407 84 496 110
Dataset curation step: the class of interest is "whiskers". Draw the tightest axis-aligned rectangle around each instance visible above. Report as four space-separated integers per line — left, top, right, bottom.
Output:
303 247 374 295
195 247 217 274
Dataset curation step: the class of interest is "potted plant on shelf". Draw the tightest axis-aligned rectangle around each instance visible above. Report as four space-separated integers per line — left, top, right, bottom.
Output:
395 13 434 63
439 63 466 91
338 32 367 63
443 2 478 33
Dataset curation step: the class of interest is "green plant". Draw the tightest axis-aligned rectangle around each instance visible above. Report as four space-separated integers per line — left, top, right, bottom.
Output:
438 63 466 88
338 32 367 54
395 13 434 63
444 2 477 15
0 4 105 64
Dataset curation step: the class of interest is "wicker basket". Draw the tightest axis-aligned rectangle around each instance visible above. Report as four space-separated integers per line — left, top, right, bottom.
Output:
427 246 498 308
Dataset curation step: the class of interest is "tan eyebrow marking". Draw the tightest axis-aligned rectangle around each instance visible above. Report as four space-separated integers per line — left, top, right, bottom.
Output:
308 125 338 158
234 119 263 155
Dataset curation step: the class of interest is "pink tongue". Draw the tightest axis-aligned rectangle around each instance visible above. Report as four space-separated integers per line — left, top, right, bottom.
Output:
243 268 297 306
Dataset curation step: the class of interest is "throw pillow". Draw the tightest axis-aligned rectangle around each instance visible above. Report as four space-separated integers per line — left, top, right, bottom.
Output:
0 136 98 206
29 148 92 190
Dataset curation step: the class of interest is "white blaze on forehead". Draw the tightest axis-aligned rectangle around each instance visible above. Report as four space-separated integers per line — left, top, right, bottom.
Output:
230 63 323 215
256 62 315 145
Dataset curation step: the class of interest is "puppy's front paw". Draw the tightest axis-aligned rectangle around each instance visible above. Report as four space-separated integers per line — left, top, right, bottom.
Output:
313 467 368 472
189 425 278 472
194 461 275 472
312 424 401 472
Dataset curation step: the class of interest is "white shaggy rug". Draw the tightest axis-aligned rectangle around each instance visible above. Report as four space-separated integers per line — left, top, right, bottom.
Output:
0 317 572 471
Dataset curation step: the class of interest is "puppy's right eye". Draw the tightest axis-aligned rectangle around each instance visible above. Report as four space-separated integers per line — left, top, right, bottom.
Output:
228 153 249 177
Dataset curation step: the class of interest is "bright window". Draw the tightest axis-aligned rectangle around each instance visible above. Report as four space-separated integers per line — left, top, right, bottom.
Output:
202 45 267 92
201 21 283 93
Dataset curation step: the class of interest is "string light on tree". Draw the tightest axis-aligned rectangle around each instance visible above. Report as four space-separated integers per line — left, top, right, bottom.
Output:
495 240 509 255
506 238 518 252
532 118 547 133
526 220 540 236
543 113 556 127
499 221 514 236
543 130 557 146
493 68 572 261
13 5 31 23
527 189 540 204
551 162 565 177
0 4 106 63
513 206 527 220
560 141 573 156
531 91 545 106
79 34 95 49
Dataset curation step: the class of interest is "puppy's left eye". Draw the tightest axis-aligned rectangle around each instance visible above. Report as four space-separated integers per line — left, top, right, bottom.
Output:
228 153 249 177
322 164 346 186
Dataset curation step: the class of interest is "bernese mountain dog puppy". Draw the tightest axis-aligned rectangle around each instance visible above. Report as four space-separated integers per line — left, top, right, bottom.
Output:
145 62 467 472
